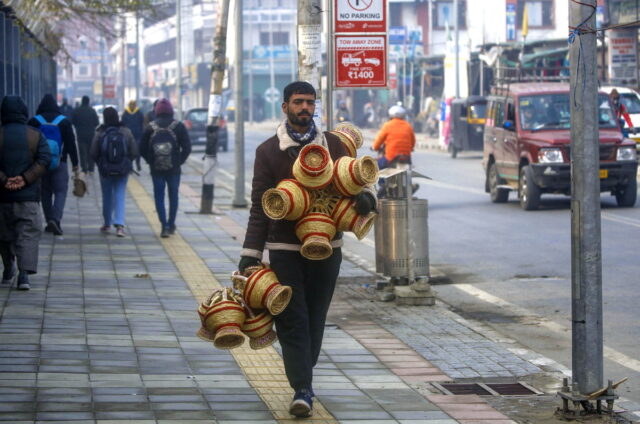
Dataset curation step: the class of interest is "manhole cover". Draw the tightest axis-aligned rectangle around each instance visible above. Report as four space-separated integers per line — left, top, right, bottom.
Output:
434 382 541 396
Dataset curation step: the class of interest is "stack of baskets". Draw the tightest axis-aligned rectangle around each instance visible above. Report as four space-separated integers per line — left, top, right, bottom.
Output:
261 122 378 260
196 265 292 350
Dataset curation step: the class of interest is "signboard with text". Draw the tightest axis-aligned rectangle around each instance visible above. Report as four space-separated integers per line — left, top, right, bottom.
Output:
335 35 387 88
335 0 386 33
608 29 639 85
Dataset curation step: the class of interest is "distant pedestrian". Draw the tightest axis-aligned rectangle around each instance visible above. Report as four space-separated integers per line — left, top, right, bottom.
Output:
140 98 191 238
144 99 159 128
29 94 80 236
72 96 100 174
91 107 138 237
60 98 74 118
121 100 144 171
0 96 52 290
610 89 636 138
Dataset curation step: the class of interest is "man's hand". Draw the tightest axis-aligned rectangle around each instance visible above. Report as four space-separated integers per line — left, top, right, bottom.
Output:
238 256 261 276
354 192 377 215
5 176 25 191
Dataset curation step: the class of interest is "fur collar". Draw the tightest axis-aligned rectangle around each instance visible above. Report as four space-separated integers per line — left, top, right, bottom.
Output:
276 119 327 151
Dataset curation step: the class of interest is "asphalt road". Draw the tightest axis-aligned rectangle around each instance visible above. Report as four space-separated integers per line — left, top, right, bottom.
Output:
194 125 640 404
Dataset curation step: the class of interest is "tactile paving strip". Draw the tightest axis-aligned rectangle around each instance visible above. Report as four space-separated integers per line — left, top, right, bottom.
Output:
128 177 337 423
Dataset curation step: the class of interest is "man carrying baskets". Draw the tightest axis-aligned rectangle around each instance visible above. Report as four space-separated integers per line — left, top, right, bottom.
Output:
239 81 375 418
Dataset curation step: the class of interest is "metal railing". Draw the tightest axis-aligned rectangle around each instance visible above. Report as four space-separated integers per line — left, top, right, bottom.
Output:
0 9 57 114
493 66 571 85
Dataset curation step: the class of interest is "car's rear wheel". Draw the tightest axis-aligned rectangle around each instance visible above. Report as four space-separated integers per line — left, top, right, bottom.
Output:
519 165 541 210
615 179 637 207
489 163 509 203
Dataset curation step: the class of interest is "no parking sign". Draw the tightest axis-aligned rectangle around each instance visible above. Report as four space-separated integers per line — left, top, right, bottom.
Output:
335 0 386 33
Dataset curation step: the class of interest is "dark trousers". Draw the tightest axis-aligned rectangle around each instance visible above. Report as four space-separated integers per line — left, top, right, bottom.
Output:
41 162 69 224
269 248 342 391
0 201 42 274
78 139 94 173
151 172 180 229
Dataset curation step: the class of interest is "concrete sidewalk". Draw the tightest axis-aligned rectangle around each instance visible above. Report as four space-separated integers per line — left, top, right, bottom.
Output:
0 159 635 423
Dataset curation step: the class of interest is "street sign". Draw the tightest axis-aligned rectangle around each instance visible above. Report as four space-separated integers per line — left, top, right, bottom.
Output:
104 78 115 99
335 35 387 88
335 0 386 33
264 87 280 103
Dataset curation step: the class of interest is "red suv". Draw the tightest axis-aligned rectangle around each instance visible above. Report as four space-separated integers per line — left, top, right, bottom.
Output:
483 83 638 210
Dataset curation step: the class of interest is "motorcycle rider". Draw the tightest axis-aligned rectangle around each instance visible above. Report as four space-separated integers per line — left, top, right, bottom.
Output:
372 104 416 169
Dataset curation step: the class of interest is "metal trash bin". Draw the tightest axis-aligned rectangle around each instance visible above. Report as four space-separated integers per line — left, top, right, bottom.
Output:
375 199 429 278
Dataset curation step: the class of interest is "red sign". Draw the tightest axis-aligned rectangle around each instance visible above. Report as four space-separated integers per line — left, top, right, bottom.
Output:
104 78 116 99
335 35 387 88
335 0 386 33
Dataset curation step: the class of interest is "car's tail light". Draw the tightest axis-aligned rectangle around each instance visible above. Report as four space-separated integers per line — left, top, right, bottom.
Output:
184 119 192 130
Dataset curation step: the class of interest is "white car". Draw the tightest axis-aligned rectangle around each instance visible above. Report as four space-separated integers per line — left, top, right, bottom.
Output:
601 86 640 148
364 58 380 67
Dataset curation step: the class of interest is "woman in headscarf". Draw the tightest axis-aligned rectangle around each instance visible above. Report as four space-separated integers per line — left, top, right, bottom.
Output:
90 107 138 237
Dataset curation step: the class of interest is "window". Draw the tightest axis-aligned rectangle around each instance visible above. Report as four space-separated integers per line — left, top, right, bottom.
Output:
492 100 505 127
433 0 466 29
517 0 554 28
260 31 289 45
77 65 89 76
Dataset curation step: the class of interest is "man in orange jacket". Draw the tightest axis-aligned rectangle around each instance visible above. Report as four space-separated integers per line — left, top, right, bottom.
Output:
372 105 416 169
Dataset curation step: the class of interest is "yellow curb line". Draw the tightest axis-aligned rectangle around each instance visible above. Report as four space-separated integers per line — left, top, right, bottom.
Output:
128 177 337 423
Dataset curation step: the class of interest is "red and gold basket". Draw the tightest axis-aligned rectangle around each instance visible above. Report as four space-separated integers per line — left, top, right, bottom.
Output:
295 213 337 260
329 131 358 158
244 268 292 316
331 122 364 157
332 156 379 197
196 289 246 350
292 144 334 190
331 197 377 240
262 179 311 221
242 310 277 350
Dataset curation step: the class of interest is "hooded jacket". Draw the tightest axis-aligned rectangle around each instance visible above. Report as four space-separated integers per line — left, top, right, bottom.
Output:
121 102 144 141
72 96 100 145
0 96 52 203
241 120 348 259
139 112 191 175
28 94 79 168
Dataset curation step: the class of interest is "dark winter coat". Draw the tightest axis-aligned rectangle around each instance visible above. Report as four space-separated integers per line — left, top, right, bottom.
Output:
89 123 139 176
0 96 52 202
121 107 144 141
28 94 79 168
72 98 100 145
139 114 191 175
240 122 348 259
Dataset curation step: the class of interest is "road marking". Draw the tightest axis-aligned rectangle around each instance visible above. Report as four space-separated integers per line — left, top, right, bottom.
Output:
128 177 337 423
421 179 487 196
602 212 640 228
453 283 640 374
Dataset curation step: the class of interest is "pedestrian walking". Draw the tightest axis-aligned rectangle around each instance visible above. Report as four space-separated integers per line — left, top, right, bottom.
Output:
121 100 145 172
29 94 80 236
238 81 376 418
610 89 636 138
139 98 191 238
0 96 52 291
91 107 138 237
143 99 159 128
72 96 100 174
60 98 74 118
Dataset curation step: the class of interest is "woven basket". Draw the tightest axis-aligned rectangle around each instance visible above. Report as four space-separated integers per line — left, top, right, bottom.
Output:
352 212 378 240
329 131 358 158
334 122 364 150
244 268 292 315
262 179 311 221
333 156 379 196
242 310 277 350
330 197 359 232
196 290 246 350
292 144 334 190
295 213 337 260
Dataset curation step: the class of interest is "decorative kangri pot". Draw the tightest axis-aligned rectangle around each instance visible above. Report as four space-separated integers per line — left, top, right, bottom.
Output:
333 155 379 197
262 179 311 221
196 288 246 350
292 144 334 190
295 212 337 260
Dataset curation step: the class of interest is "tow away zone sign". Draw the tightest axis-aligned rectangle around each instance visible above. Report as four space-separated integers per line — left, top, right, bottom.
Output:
335 35 387 88
335 0 386 33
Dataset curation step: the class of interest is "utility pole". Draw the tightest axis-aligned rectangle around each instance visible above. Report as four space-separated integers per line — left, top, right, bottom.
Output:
268 2 276 120
121 16 126 108
200 0 231 214
135 9 140 101
233 0 247 208
453 0 459 98
326 0 334 129
297 0 323 130
569 0 602 396
176 0 183 119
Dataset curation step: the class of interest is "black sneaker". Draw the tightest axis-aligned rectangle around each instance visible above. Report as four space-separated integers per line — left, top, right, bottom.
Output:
160 227 170 238
168 225 177 235
17 272 30 291
49 220 63 236
289 388 313 417
44 222 53 233
2 261 16 285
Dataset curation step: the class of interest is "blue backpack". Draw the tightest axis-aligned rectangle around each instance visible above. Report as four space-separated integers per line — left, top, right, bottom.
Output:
35 114 64 170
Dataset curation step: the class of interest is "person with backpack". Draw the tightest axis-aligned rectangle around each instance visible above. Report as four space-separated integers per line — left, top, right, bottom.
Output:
139 98 191 238
90 107 138 237
0 96 52 290
72 96 100 174
28 94 80 236
121 99 145 172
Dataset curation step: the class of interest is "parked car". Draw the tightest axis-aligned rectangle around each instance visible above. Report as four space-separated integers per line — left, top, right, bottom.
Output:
483 82 638 210
601 85 640 150
183 108 229 152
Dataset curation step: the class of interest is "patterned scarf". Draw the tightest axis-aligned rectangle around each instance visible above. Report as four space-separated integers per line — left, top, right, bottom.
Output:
286 119 317 146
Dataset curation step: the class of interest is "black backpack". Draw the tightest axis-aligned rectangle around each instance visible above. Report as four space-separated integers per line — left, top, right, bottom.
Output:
98 127 131 177
149 121 179 171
